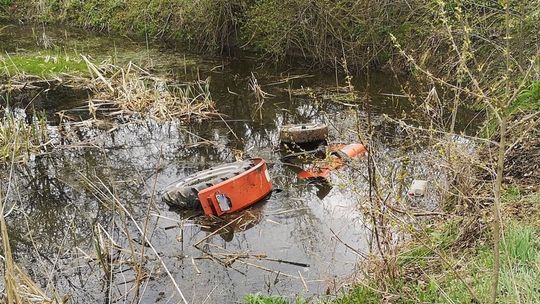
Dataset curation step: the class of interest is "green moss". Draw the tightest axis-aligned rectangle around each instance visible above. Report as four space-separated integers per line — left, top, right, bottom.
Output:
0 52 88 77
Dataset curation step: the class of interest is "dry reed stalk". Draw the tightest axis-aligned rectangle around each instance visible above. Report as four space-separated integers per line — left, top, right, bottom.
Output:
1 207 22 304
248 72 273 120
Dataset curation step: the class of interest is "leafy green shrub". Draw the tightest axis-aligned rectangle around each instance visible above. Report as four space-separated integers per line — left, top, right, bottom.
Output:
243 0 420 67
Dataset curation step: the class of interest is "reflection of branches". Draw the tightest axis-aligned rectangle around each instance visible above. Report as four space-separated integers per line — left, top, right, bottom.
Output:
78 170 189 304
18 158 73 206
192 212 310 281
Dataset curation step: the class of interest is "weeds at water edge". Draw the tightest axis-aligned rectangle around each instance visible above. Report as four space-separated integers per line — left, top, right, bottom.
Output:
80 57 217 121
0 107 50 163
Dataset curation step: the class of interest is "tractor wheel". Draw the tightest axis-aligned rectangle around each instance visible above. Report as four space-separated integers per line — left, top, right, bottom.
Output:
280 123 328 144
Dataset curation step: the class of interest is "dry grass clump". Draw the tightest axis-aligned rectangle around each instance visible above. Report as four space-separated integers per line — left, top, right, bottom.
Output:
83 58 216 121
0 259 55 304
504 116 540 186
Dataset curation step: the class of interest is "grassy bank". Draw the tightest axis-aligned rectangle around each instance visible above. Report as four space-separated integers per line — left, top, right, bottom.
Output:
1 0 400 67
3 0 417 67
0 51 88 77
332 193 540 304
1 1 537 71
0 0 521 70
243 191 540 303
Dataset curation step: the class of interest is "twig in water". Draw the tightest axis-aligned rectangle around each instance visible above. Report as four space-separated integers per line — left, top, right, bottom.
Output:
193 215 244 248
248 72 274 120
298 270 309 291
191 257 201 275
201 285 218 304
330 228 368 259
77 173 190 304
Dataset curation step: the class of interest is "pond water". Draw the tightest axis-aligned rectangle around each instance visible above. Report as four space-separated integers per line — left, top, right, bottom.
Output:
0 24 480 303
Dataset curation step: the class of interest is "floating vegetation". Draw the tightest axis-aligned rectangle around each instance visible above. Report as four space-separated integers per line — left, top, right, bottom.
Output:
285 85 359 106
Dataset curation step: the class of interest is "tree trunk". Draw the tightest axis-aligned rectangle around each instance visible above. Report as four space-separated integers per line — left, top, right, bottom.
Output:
490 114 507 304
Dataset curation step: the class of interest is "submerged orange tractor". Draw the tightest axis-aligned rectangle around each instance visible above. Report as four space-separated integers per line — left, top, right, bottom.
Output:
162 123 368 217
162 158 272 217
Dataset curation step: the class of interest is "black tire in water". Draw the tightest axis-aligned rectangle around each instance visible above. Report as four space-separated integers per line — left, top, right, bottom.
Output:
162 160 253 209
279 123 328 144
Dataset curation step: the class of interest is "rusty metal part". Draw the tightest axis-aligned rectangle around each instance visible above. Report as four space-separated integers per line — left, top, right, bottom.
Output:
279 123 328 144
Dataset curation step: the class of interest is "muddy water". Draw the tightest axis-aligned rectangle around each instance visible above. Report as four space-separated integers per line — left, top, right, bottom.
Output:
0 24 479 303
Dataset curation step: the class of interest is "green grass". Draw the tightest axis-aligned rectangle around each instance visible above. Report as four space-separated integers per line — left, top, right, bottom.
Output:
482 80 540 138
495 223 540 303
508 80 540 114
435 222 540 303
0 52 88 77
328 285 381 304
326 217 540 304
244 294 302 304
0 0 12 5
503 185 523 202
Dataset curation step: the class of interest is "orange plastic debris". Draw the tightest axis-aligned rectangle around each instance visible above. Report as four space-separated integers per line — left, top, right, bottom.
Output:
198 158 272 216
297 143 367 179
337 143 367 158
297 167 332 179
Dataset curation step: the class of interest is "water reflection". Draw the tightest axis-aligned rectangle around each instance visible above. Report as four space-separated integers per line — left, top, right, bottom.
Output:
198 208 265 243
